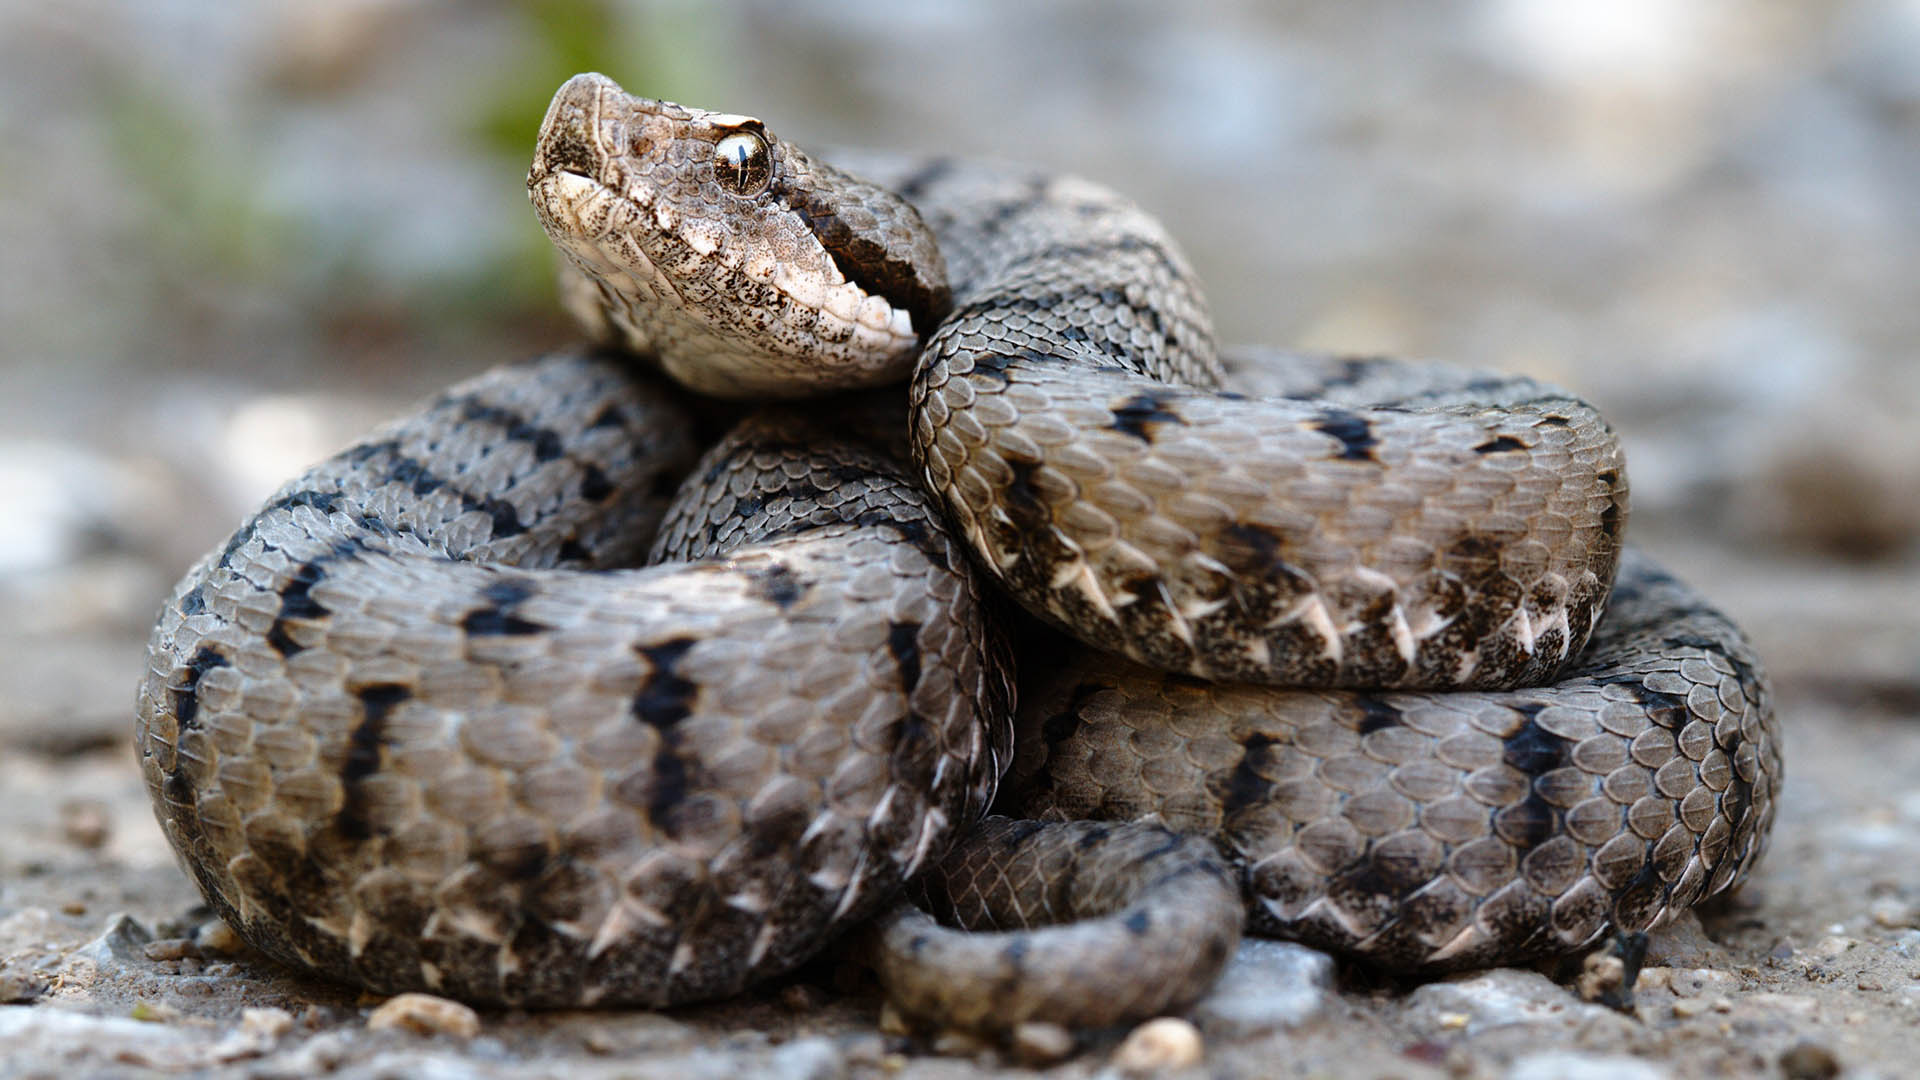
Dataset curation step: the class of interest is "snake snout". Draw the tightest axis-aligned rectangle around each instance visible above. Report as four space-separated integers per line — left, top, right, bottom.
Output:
530 72 621 183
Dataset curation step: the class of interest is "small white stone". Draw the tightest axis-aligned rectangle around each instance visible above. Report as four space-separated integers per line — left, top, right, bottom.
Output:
1508 1050 1670 1080
365 992 481 1039
194 919 244 955
1010 1021 1076 1066
1670 997 1711 1018
1190 939 1335 1035
1111 1016 1203 1073
1634 966 1673 991
1668 967 1738 997
239 1007 294 1039
1744 992 1819 1017
1812 935 1855 960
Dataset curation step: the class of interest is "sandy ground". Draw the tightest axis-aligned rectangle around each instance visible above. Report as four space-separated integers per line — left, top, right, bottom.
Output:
4 2 1919 1077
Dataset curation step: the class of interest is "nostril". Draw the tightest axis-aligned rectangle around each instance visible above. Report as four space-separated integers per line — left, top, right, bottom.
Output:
535 115 601 179
532 72 623 180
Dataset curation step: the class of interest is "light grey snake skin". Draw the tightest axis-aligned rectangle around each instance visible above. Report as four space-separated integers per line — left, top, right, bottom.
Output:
135 73 1779 1035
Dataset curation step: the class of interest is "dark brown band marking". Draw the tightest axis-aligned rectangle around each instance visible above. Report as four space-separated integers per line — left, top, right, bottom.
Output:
336 682 412 839
171 646 229 731
1312 409 1379 462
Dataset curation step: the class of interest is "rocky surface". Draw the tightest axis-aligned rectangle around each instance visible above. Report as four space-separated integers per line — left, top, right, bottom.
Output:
3 1 1918 1077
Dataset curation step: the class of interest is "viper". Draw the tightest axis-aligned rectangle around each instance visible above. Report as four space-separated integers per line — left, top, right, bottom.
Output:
136 73 1779 1035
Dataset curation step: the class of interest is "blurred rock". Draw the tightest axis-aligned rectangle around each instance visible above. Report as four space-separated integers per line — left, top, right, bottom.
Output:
1403 970 1624 1037
1508 1050 1669 1080
0 443 170 581
1734 392 1920 561
1779 1040 1843 1080
1190 939 1336 1035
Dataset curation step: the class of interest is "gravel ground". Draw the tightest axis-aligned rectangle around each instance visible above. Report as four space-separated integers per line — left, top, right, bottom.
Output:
3 2 1918 1077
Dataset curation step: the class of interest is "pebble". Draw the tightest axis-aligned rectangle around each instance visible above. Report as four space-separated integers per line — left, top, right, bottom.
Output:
1746 993 1820 1017
1574 950 1629 1003
1778 1040 1842 1080
194 920 244 955
1008 1021 1076 1067
201 1006 296 1062
1111 1017 1203 1073
0 973 47 1003
1813 936 1857 960
58 800 110 850
78 913 154 971
1189 939 1336 1034
256 1030 354 1074
1870 897 1919 929
241 1007 294 1039
365 993 481 1039
1668 996 1730 1019
142 938 196 962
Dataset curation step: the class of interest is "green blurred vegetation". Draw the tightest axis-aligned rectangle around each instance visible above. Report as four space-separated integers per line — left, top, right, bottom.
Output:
474 0 722 158
87 0 733 368
103 76 302 299
467 0 726 323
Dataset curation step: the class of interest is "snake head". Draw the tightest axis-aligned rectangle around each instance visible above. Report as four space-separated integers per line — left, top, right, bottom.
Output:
528 73 950 399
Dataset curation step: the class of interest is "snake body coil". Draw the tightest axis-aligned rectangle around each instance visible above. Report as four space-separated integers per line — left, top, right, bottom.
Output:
136 73 1779 1030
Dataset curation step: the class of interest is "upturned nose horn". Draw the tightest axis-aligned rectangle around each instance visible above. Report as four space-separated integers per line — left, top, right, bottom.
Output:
531 72 621 181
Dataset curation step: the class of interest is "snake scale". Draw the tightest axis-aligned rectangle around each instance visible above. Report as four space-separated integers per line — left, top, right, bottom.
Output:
135 73 1779 1034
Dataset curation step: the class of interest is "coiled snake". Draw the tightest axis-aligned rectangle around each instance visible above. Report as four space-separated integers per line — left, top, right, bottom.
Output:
135 73 1779 1033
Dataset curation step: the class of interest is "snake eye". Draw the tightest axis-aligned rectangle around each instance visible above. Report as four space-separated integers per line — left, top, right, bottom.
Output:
713 130 771 196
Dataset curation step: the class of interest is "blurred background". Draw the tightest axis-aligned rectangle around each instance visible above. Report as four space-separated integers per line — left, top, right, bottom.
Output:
2 0 1918 747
